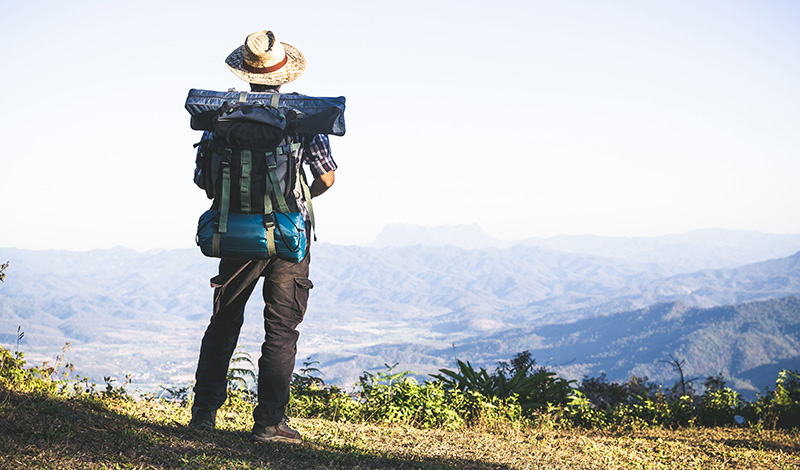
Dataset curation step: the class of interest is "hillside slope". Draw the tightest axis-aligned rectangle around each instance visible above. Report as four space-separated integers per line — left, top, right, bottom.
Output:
1 376 798 470
1 243 799 395
313 296 800 398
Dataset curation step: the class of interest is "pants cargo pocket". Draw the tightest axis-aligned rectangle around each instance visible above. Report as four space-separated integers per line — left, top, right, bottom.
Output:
293 277 313 322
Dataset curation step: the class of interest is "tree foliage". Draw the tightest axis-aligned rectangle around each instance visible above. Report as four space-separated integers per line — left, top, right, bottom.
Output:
3 344 800 431
431 352 573 413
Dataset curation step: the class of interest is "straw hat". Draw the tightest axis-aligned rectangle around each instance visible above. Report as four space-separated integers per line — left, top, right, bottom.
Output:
225 30 306 85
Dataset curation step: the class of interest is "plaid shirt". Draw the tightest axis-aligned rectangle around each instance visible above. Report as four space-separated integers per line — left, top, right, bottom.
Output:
194 131 337 222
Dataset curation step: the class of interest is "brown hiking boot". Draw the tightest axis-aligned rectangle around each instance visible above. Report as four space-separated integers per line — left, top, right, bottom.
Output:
251 419 302 443
188 407 216 431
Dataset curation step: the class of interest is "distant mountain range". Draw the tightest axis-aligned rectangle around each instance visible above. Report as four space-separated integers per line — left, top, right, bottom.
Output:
368 296 800 398
372 225 800 270
1 227 799 399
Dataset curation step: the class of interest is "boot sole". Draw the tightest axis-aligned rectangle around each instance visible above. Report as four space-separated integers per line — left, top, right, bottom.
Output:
250 434 302 443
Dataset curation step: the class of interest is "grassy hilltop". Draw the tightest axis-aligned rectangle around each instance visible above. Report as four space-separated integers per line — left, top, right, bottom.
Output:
1 345 799 469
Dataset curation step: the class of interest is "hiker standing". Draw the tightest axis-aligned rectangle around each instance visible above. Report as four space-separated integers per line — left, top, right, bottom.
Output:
188 30 337 443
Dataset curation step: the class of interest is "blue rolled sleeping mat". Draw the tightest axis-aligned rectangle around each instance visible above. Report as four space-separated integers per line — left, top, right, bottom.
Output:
185 88 346 136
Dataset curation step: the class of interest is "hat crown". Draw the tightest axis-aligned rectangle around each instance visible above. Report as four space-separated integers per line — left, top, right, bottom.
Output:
225 29 305 85
244 31 287 68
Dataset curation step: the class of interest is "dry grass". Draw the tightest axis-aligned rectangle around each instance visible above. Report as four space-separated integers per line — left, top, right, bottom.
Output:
1 385 798 469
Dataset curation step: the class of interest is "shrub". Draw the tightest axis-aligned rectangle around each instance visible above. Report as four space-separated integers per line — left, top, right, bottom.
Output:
7 341 797 432
289 383 361 423
363 376 463 429
431 354 574 416
579 373 660 409
750 369 800 429
563 389 609 428
698 387 742 426
0 343 65 395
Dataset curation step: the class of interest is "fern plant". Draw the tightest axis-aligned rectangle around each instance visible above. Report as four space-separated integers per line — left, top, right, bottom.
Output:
431 357 574 413
226 347 256 392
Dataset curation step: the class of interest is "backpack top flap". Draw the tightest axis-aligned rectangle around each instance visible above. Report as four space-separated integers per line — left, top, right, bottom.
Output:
213 102 287 151
186 89 346 136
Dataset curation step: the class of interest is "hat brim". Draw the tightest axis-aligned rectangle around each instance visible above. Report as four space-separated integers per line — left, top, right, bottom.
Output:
225 42 306 85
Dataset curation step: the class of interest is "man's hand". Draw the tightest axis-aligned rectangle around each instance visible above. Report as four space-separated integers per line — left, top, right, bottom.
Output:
310 171 335 198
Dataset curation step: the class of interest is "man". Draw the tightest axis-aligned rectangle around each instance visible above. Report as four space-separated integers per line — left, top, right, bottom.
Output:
189 30 336 443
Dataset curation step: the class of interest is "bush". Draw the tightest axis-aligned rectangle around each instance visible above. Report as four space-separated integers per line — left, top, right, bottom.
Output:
362 376 464 429
289 383 361 423
431 353 574 416
579 373 661 409
6 341 797 432
749 369 800 429
288 362 529 430
0 343 132 401
698 387 742 426
0 347 57 395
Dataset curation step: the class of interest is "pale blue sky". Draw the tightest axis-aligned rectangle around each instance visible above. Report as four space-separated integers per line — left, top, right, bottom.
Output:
1 0 799 250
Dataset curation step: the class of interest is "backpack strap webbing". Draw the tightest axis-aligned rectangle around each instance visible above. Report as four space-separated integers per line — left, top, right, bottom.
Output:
298 167 316 236
261 146 285 260
264 218 277 258
265 149 290 213
213 159 231 257
270 93 280 108
263 166 274 216
239 149 252 213
218 160 231 232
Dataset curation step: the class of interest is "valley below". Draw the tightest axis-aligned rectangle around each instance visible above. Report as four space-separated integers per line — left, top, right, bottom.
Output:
2 227 800 400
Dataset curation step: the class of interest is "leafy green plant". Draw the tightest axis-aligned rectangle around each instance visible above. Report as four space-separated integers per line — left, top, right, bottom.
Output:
563 389 609 428
699 387 742 426
359 362 413 400
102 374 133 400
431 354 574 415
287 357 359 422
9 338 800 434
358 365 466 428
754 369 800 429
0 341 65 395
157 384 192 405
579 373 661 409
226 347 256 393
292 357 325 391
14 326 23 354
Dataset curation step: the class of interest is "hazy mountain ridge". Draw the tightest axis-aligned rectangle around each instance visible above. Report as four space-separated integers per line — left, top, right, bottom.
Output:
370 224 498 250
464 296 800 395
372 226 800 271
309 245 800 329
309 244 679 323
0 247 216 348
1 228 799 395
530 251 800 324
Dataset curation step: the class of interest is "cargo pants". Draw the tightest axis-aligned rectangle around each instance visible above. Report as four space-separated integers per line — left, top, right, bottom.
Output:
192 251 313 427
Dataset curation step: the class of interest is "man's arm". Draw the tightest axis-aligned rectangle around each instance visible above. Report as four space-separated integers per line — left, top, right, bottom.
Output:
304 134 337 198
310 170 335 198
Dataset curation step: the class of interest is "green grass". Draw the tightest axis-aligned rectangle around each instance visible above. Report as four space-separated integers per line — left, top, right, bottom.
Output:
1 383 798 469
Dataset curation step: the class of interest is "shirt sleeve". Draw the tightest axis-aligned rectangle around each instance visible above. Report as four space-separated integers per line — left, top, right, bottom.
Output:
302 134 337 178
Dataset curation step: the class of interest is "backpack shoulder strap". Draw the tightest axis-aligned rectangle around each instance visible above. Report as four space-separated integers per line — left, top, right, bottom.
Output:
239 149 252 213
265 146 290 214
212 158 232 257
298 166 315 236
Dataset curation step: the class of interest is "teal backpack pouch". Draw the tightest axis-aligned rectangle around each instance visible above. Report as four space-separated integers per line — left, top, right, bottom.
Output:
197 210 307 263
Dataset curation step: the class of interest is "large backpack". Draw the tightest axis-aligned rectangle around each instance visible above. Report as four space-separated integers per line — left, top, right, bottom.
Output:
195 93 313 262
